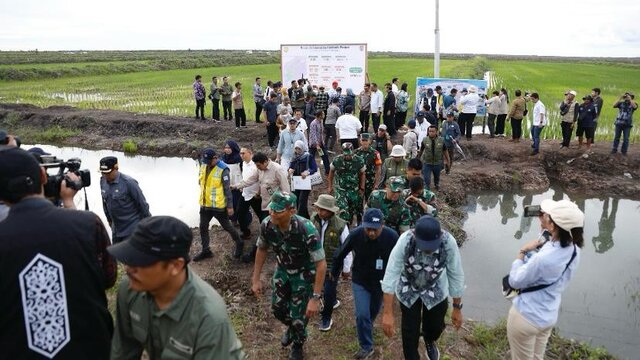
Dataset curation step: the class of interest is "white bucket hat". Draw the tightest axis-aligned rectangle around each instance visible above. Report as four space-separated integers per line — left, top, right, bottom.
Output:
390 145 406 157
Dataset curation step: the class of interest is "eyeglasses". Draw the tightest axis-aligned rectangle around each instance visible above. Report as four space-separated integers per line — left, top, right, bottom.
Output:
239 152 246 155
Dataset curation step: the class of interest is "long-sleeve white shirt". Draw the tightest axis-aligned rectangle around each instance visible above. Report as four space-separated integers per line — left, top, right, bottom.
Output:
241 160 260 201
370 90 384 114
532 101 547 126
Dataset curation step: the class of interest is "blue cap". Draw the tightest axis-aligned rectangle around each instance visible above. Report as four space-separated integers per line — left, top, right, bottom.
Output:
407 119 416 129
414 216 442 251
202 148 217 162
27 147 50 156
362 208 384 229
416 111 426 118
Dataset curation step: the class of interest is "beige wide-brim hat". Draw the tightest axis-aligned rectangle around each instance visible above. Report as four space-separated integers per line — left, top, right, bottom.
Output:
313 194 340 213
540 199 584 234
391 145 406 157
469 85 478 93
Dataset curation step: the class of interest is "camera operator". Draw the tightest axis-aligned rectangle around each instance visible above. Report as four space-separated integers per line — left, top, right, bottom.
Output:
506 199 584 360
611 92 637 155
0 147 117 359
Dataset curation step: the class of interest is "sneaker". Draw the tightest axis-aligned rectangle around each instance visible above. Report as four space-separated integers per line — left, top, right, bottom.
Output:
319 319 333 332
288 344 303 360
354 348 374 359
233 242 243 259
235 127 240 130
193 250 213 262
281 330 292 347
242 247 257 264
426 342 440 360
333 299 341 310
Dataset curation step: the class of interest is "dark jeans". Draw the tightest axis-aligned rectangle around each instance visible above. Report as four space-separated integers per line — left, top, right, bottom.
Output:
324 124 337 151
267 122 278 147
230 189 242 222
496 114 507 135
371 113 381 132
383 112 396 136
459 112 476 139
395 111 407 130
561 121 574 147
212 99 220 120
238 196 267 234
195 99 205 119
422 163 443 189
352 282 383 352
487 114 496 137
294 189 310 219
359 110 370 132
234 109 246 127
310 145 330 174
321 276 338 324
612 124 631 154
199 207 241 251
400 299 448 360
222 100 232 120
531 125 544 153
511 118 523 139
255 101 263 122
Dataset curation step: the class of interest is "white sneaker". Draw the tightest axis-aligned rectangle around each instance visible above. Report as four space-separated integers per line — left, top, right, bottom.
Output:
333 299 341 309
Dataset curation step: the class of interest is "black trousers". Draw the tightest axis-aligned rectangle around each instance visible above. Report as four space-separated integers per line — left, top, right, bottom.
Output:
400 299 448 360
222 100 232 120
359 110 370 132
324 124 337 151
238 196 267 234
310 145 330 175
294 189 310 219
267 122 278 147
199 207 241 251
395 111 407 130
511 118 523 139
487 114 497 137
561 121 574 147
212 99 220 120
459 112 475 139
234 109 246 127
255 101 263 122
496 114 507 135
371 113 381 132
195 99 205 119
384 112 396 136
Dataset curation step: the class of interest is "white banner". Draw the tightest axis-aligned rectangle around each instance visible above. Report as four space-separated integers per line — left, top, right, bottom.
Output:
281 44 368 93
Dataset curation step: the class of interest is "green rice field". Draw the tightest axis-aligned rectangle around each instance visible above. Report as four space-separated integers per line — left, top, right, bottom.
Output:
0 53 638 142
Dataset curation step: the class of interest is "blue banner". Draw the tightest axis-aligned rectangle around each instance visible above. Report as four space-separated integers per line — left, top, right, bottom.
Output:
415 77 489 116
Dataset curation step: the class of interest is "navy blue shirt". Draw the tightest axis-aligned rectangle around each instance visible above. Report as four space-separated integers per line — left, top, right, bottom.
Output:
577 103 597 128
332 226 399 292
263 100 278 123
100 172 151 238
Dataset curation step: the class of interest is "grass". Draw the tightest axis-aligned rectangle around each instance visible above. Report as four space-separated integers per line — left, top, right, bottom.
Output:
122 139 138 154
15 125 80 143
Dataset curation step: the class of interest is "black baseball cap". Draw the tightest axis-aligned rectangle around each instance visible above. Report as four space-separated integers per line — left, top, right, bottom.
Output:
414 216 442 251
201 148 217 162
0 147 43 203
107 216 193 267
99 156 118 173
362 208 384 229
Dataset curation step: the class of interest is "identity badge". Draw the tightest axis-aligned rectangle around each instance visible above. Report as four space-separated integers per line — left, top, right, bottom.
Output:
375 259 383 270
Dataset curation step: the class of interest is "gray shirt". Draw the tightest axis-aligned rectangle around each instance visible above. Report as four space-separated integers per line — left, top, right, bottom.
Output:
210 82 220 100
100 172 151 238
253 83 263 102
325 104 342 125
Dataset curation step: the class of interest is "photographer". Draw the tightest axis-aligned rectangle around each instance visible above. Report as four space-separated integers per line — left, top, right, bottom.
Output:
506 199 584 360
0 147 116 359
611 92 637 155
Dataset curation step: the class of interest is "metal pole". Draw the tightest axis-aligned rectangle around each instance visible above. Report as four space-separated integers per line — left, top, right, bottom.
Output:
434 0 440 78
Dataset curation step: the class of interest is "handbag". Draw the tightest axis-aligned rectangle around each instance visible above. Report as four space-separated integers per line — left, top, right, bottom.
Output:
309 171 323 186
502 244 576 299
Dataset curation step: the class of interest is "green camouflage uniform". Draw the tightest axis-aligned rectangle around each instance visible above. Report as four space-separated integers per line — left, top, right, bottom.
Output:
256 214 325 346
366 188 411 235
355 146 381 202
402 188 438 226
330 154 366 223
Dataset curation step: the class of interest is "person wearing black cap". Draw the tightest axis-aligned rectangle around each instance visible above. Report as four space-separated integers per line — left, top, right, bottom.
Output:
109 216 245 359
612 92 638 155
100 156 151 244
332 208 399 359
196 148 243 261
355 132 382 202
576 95 597 150
381 215 465 360
0 147 117 359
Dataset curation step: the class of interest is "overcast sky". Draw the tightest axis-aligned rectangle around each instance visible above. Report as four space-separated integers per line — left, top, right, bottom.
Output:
1 0 639 57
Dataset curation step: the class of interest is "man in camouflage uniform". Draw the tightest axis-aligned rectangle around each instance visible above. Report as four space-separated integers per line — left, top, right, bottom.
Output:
367 176 411 235
327 142 366 225
251 191 327 360
403 176 438 226
355 133 382 202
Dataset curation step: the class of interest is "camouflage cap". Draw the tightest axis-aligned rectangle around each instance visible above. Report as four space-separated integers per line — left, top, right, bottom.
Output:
388 176 405 192
267 190 297 212
360 132 372 140
342 142 354 155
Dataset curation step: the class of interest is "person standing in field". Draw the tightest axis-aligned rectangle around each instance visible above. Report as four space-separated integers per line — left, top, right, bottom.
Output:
530 93 547 156
263 93 279 148
288 140 318 219
459 85 480 140
559 90 579 148
576 95 597 150
193 74 206 120
316 86 330 115
395 83 410 130
232 82 246 130
418 126 448 191
373 124 393 162
486 90 501 138
414 111 431 148
355 133 382 203
403 119 419 159
253 77 264 123
336 105 362 149
210 76 221 122
370 83 385 133
325 97 342 153
508 90 526 143
496 88 509 137
328 81 339 99
591 87 604 143
441 112 461 175
309 110 331 175
443 88 458 115
220 76 234 121
384 83 397 136
328 142 366 225
359 83 372 132
391 78 400 95
277 117 307 170
611 92 638 155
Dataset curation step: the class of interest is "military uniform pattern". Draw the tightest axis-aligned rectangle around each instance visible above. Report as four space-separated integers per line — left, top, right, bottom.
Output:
402 188 438 226
355 147 382 202
257 215 325 345
367 189 411 234
331 154 366 223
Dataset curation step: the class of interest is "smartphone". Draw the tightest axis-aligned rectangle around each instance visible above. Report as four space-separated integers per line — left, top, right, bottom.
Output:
523 205 542 217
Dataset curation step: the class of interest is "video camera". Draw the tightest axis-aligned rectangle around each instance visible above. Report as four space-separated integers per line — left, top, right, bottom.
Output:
523 205 542 217
40 155 91 200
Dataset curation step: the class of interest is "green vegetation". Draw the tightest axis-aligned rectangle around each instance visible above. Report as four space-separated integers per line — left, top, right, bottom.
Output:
13 125 80 143
0 52 638 142
122 139 138 154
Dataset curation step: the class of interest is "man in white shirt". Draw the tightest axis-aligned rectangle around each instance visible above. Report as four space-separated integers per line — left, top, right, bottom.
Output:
292 108 308 141
335 105 363 150
459 85 481 140
237 147 263 241
391 78 400 95
414 111 431 148
530 92 547 155
370 83 385 132
328 81 339 99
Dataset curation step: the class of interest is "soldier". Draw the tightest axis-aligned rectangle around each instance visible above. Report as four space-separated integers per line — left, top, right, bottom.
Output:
373 124 393 162
367 176 411 235
404 177 438 227
251 191 327 360
378 145 409 189
327 142 366 225
355 133 382 202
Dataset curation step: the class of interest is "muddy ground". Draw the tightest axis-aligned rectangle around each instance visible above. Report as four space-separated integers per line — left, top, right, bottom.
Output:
2 103 634 359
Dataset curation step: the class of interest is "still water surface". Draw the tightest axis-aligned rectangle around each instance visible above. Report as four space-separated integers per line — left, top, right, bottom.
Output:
460 189 639 359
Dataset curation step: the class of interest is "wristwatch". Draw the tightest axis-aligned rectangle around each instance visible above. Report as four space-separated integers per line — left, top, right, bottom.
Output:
452 303 463 310
312 293 322 300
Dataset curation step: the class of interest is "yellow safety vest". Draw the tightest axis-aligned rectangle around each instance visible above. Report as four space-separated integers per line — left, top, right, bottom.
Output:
199 163 227 208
